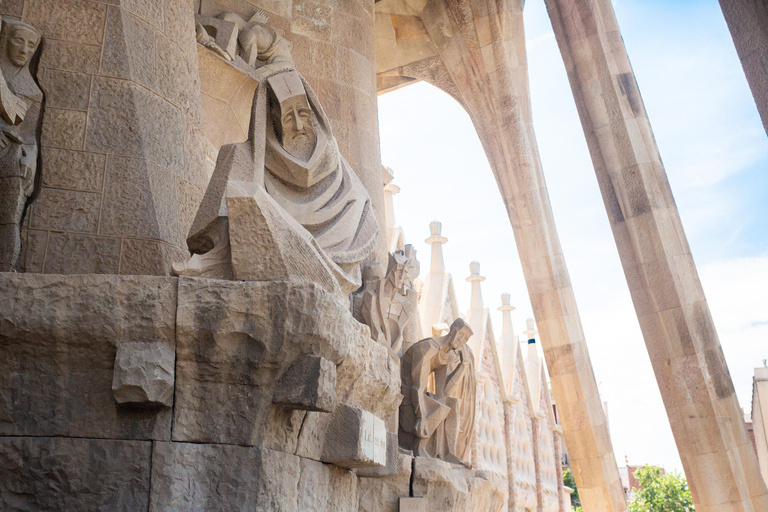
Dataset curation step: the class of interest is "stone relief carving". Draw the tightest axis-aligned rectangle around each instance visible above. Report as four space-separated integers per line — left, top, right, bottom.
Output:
0 19 42 272
399 318 476 468
195 9 293 70
353 250 410 357
175 17 378 297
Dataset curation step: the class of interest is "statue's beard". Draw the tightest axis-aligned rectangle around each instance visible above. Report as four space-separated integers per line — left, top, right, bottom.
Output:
282 131 316 162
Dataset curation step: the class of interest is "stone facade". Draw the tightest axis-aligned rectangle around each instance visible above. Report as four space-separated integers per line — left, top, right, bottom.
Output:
0 0 764 510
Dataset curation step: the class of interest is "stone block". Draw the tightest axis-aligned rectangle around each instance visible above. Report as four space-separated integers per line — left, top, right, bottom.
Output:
119 238 189 276
155 31 192 113
358 454 413 512
42 232 122 274
40 68 92 110
19 229 47 273
298 456 359 511
411 456 507 512
273 353 337 412
0 0 22 17
25 0 107 45
0 273 176 439
399 497 428 512
41 149 105 192
86 77 185 171
172 277 400 449
29 188 101 233
42 108 87 149
39 39 102 74
101 6 157 90
321 403 387 468
149 442 301 511
0 436 151 511
358 431 400 477
112 340 175 406
100 156 179 244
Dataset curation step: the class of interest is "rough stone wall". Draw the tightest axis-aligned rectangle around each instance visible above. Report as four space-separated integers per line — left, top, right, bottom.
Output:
10 0 208 276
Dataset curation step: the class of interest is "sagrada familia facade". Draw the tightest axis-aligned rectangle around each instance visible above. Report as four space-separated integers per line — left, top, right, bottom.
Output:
0 0 766 511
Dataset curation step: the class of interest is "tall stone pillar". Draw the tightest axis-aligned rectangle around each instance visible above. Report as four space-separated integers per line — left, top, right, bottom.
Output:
719 0 768 135
375 0 626 507
10 0 209 275
545 0 768 509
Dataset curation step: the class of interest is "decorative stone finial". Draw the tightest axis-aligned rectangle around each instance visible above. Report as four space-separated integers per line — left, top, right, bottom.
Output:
466 261 486 283
523 317 537 343
430 220 442 237
498 293 515 312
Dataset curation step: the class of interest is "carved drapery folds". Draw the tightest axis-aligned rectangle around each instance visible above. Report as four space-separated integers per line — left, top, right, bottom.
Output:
399 318 476 468
175 14 378 298
0 18 42 272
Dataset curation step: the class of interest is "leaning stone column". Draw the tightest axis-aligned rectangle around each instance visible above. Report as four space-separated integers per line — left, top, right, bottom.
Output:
545 0 768 510
407 0 628 509
719 0 768 135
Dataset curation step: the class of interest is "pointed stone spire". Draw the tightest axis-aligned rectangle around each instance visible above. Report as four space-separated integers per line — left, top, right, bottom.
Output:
426 220 447 274
524 317 540 412
466 261 486 336
498 293 516 394
382 166 400 250
420 221 449 336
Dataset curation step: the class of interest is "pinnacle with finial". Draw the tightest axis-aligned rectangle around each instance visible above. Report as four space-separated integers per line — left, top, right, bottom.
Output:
425 220 447 245
466 260 486 282
498 292 516 312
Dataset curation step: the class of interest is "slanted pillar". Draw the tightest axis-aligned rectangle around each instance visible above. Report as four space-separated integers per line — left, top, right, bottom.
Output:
376 0 626 506
545 0 768 509
719 0 768 135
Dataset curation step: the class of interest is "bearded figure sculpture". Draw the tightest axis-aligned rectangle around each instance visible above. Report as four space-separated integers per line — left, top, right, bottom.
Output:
399 318 476 468
176 21 378 297
0 19 42 272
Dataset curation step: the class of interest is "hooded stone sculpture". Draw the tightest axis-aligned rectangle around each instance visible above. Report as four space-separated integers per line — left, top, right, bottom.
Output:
0 19 42 272
399 318 476 468
175 21 377 297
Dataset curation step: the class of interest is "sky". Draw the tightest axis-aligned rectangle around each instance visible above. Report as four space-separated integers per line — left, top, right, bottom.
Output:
376 0 768 473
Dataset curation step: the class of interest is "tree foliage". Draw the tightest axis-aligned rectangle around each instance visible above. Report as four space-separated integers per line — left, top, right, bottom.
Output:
628 465 694 512
562 467 581 510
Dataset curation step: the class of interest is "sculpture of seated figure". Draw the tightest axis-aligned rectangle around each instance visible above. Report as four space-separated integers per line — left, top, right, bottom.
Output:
0 19 42 272
399 318 476 468
175 23 378 297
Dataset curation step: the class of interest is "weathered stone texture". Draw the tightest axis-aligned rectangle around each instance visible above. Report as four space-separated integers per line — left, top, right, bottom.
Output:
172 277 400 449
149 442 301 511
0 273 176 439
411 457 506 512
0 436 152 511
358 454 413 512
112 341 175 406
21 0 208 276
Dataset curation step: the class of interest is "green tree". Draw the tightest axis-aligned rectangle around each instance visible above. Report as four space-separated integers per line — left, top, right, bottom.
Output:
628 465 694 512
562 467 581 510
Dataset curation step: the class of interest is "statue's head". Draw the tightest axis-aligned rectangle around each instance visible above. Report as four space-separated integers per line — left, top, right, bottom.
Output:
2 20 40 69
268 70 317 161
445 318 472 350
387 251 408 290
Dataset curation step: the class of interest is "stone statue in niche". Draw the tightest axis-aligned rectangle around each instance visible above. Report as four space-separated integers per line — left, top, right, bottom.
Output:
175 17 378 298
399 318 476 468
0 19 42 272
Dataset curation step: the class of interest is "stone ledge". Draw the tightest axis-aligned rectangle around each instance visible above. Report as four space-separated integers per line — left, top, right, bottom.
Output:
0 273 177 440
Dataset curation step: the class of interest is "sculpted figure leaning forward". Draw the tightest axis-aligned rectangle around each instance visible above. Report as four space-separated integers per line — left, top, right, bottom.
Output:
399 318 476 468
177 24 377 296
